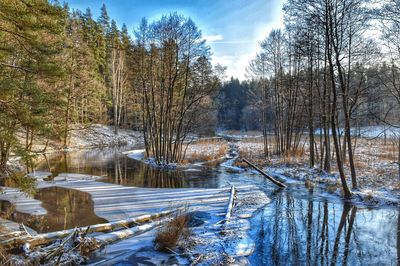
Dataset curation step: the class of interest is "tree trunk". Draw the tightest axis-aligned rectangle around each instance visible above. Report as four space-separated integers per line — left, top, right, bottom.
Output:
326 1 352 198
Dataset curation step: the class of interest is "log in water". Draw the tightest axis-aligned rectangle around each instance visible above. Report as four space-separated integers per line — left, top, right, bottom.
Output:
242 158 287 188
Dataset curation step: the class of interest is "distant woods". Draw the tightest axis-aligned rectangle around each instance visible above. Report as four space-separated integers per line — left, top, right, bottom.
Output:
0 1 220 170
217 78 260 131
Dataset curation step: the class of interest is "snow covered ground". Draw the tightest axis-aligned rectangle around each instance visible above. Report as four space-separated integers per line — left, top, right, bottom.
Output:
13 124 143 154
228 130 400 207
315 125 400 139
67 124 142 149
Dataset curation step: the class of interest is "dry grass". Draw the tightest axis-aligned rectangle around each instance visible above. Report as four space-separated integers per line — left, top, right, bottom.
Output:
154 210 191 251
0 246 9 266
353 159 367 170
377 153 397 161
239 136 264 143
184 152 214 164
184 141 228 164
281 147 306 165
233 159 249 168
234 149 266 168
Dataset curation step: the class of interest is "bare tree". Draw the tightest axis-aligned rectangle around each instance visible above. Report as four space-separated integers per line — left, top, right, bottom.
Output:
134 14 219 165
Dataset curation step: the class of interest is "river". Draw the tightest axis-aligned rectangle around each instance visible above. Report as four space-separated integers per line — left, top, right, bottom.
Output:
4 145 399 265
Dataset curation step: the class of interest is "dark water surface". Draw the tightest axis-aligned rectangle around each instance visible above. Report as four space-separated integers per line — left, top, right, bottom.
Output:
36 146 228 189
3 146 399 264
1 187 107 233
248 189 399 265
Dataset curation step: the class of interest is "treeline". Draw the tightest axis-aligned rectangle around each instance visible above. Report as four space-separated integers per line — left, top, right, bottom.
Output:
245 0 400 198
0 0 219 171
217 78 260 131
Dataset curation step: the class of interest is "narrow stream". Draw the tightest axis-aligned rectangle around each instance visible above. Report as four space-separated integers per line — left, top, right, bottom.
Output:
2 145 399 264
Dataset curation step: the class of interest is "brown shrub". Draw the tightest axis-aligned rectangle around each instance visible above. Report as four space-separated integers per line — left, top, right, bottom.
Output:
154 210 191 251
216 144 228 158
185 152 213 163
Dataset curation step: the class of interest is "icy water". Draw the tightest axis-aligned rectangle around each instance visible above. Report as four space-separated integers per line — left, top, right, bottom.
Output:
4 146 400 264
36 146 227 188
0 187 107 233
248 189 399 265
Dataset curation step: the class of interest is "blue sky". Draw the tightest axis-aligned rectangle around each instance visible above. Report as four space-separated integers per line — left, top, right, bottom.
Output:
67 0 285 80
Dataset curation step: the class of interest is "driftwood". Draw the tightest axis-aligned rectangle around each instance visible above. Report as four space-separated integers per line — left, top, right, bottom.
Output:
224 185 236 221
214 185 237 226
242 158 287 188
19 226 99 265
95 217 169 247
1 209 176 249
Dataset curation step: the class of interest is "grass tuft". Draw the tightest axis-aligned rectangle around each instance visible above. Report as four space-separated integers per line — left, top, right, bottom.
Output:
154 209 191 251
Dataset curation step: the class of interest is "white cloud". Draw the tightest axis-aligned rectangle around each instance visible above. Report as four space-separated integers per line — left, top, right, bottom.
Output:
204 34 224 42
211 54 252 81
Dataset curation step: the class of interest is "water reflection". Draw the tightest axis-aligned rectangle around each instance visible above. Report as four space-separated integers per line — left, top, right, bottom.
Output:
1 187 107 233
33 146 400 264
250 191 398 265
36 147 226 188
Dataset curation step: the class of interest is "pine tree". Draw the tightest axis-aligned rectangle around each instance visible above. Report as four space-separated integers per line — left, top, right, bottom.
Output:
59 10 107 147
0 0 65 173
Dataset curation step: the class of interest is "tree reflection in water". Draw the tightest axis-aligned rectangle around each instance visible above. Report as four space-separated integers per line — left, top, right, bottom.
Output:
36 147 223 188
1 187 107 233
34 147 400 264
250 191 398 265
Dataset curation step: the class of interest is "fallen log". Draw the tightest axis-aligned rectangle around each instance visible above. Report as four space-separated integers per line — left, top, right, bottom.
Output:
214 185 237 226
1 208 177 250
94 218 168 247
242 158 287 188
224 185 236 221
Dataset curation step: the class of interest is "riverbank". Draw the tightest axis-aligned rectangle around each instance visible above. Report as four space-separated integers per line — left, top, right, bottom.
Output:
124 137 229 169
5 125 143 174
227 131 400 206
